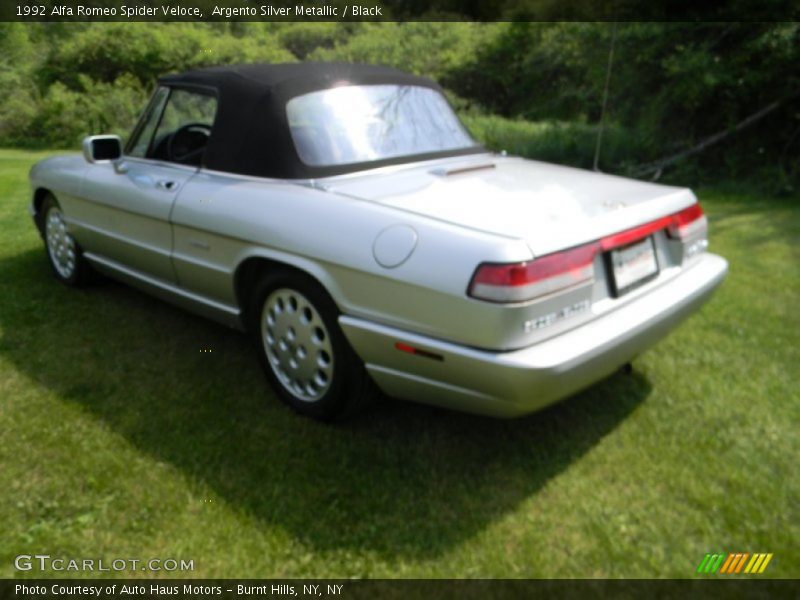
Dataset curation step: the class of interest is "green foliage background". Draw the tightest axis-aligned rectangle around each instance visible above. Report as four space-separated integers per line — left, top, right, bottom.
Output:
0 22 797 190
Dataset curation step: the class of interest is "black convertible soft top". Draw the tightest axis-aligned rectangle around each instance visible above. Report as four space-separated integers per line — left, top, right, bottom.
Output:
157 63 483 179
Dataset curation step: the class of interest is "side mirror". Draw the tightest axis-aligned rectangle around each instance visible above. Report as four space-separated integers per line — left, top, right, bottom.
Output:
82 135 122 163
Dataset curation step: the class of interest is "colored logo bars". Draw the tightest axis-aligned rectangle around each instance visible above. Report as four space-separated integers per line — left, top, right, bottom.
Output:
697 553 773 574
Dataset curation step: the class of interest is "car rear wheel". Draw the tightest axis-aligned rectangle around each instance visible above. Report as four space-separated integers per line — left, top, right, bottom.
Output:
250 270 374 420
41 195 92 286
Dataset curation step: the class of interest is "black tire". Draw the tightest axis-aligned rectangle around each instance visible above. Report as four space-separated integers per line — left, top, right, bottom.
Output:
248 269 374 421
40 194 93 287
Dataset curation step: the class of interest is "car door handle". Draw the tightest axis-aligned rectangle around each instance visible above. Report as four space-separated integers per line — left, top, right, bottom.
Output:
156 180 178 191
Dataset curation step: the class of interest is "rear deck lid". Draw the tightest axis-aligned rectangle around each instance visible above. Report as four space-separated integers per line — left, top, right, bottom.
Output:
323 155 698 256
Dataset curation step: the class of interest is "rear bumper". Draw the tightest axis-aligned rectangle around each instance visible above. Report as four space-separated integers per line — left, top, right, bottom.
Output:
340 253 728 417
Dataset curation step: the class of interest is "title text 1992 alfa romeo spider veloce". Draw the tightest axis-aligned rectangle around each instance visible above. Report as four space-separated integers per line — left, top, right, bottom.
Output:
29 63 728 420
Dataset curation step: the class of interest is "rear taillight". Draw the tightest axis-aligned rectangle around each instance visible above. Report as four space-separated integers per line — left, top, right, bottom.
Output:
468 243 599 303
469 202 706 304
667 203 706 240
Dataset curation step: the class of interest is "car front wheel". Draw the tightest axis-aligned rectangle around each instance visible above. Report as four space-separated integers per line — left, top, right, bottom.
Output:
250 270 374 420
41 194 91 286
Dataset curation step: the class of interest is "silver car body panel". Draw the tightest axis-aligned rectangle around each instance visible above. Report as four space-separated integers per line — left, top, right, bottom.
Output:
30 149 727 416
73 157 198 284
341 253 728 417
323 154 698 257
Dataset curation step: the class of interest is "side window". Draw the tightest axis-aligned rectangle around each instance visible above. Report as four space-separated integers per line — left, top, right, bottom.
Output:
127 86 169 158
147 89 217 167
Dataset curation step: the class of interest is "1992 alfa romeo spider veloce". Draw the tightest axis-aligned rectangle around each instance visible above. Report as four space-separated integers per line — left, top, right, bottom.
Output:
29 63 728 420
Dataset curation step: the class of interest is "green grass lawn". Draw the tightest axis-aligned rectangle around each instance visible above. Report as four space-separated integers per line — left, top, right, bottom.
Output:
0 148 797 579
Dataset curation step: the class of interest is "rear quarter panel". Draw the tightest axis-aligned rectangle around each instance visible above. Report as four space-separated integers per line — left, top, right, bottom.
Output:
171 170 537 348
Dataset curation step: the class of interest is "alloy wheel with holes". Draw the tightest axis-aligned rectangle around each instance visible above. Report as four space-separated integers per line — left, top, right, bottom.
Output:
41 194 91 286
261 288 334 403
250 270 374 420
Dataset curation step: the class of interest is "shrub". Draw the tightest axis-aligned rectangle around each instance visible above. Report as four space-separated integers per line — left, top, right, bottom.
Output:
462 114 645 171
25 75 148 148
42 23 295 89
307 23 495 81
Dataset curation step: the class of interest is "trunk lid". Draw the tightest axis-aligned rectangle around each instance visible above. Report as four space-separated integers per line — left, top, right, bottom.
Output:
322 154 697 256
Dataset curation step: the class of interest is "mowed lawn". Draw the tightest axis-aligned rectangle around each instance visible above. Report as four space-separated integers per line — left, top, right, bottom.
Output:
0 148 797 579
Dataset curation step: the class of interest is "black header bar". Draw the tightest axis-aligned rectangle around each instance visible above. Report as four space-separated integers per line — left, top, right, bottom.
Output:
1 0 798 22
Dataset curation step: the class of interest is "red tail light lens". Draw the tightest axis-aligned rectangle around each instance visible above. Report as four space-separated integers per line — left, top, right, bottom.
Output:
469 243 599 303
469 202 705 303
667 203 706 239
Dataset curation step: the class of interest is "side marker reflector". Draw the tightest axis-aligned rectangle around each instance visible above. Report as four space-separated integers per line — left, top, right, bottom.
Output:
395 342 444 362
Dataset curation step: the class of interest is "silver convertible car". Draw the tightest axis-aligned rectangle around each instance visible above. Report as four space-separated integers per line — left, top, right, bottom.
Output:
29 63 728 420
